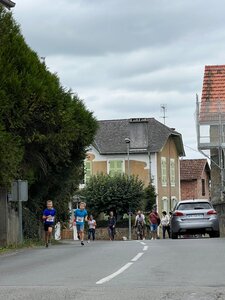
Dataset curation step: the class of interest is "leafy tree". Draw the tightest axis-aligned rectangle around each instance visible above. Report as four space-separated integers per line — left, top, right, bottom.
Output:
82 173 145 217
143 182 157 213
0 7 98 230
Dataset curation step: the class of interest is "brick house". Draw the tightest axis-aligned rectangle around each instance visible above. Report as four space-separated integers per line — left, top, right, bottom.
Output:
180 159 210 200
197 65 225 235
84 117 185 214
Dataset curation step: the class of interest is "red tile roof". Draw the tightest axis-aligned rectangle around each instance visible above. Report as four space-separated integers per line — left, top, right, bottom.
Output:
180 159 210 181
200 65 225 119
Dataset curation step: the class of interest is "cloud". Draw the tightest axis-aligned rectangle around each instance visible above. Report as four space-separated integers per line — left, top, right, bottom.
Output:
13 0 225 159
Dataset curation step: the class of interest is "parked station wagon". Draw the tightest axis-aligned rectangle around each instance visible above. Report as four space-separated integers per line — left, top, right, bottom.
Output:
170 200 220 239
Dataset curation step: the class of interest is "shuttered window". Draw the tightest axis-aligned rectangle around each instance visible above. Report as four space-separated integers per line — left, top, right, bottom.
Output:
170 159 175 187
109 160 123 176
161 157 167 187
84 161 92 183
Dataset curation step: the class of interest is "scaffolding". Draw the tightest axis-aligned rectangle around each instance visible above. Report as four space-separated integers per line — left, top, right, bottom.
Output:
196 95 225 202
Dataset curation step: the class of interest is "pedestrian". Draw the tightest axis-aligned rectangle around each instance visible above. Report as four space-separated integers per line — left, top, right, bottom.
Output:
134 210 145 240
108 211 116 241
74 202 88 246
149 205 160 240
42 200 56 248
87 215 96 242
161 211 171 239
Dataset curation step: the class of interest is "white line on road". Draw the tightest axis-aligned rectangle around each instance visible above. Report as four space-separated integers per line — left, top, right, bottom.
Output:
96 243 148 285
96 262 133 284
140 242 146 245
131 252 144 262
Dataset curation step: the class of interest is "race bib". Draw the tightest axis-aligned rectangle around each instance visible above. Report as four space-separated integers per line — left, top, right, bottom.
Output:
76 216 84 223
47 216 54 222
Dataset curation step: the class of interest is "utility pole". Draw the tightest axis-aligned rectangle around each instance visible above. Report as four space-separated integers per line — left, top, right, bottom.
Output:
125 137 131 240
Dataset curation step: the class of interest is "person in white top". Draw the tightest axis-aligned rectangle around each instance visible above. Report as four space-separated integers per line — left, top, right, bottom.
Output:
134 210 146 240
161 211 171 239
87 215 96 242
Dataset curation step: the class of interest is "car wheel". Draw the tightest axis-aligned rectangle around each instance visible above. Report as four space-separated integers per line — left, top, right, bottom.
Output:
171 232 178 239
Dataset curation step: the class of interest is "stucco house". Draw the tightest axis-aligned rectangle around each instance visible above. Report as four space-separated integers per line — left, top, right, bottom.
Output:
84 117 185 213
180 159 210 200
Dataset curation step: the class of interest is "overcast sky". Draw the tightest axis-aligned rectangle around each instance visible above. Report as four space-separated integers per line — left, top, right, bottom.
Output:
12 0 225 159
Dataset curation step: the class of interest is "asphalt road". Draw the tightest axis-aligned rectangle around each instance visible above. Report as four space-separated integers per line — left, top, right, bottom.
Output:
0 237 225 300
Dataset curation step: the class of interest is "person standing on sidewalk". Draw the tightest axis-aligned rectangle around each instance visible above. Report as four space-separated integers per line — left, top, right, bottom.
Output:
42 200 56 248
74 202 88 246
161 211 171 239
149 205 160 240
108 211 116 241
87 215 96 242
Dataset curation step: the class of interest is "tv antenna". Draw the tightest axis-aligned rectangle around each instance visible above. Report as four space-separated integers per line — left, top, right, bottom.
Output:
160 104 167 125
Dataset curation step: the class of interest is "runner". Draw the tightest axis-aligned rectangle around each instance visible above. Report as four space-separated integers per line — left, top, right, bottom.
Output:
42 200 56 248
74 202 88 246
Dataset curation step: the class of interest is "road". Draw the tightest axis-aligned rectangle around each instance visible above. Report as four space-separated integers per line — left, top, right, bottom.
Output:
0 238 225 300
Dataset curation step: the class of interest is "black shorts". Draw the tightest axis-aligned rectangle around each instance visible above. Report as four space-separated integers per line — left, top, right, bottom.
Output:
44 224 54 231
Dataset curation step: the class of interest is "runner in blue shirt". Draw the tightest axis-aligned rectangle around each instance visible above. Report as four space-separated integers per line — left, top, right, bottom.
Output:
42 200 56 248
74 202 88 246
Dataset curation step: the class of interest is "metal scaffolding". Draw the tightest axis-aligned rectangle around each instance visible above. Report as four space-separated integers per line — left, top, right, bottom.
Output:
196 95 225 202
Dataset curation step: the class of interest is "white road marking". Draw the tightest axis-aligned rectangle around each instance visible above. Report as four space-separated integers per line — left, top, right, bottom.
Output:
96 242 148 285
131 252 144 262
96 262 133 284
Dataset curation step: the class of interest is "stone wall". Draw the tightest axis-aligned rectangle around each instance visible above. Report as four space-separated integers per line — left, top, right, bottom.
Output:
61 227 153 240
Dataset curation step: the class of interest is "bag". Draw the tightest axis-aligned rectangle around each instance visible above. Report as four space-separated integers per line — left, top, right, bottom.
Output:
157 218 161 225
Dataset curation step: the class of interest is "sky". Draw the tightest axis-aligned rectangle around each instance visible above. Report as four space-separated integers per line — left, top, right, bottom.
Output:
11 0 225 159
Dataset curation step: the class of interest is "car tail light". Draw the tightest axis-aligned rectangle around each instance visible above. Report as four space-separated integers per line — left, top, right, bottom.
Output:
174 211 184 216
207 209 217 215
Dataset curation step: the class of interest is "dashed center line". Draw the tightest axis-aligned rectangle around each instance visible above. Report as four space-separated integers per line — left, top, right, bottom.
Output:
131 252 144 262
96 242 149 285
96 262 133 284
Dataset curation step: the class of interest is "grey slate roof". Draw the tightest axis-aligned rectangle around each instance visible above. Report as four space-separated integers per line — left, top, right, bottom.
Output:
93 118 185 156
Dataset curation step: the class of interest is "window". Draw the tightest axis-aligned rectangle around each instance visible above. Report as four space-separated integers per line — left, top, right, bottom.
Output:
84 161 92 183
161 157 167 187
171 197 178 210
170 159 175 187
109 160 123 176
202 179 206 196
162 197 169 212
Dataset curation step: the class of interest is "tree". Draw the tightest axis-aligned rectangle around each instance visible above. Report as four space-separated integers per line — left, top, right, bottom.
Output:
143 182 157 213
0 7 98 229
82 173 145 217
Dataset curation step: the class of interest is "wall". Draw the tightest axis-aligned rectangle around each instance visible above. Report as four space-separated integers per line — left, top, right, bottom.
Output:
0 188 19 246
181 180 198 200
87 148 157 187
157 137 180 213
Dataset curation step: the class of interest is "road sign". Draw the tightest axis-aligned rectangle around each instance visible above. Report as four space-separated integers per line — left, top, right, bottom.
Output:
11 180 28 202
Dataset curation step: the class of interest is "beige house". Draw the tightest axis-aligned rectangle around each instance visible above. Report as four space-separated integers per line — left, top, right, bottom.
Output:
84 118 185 213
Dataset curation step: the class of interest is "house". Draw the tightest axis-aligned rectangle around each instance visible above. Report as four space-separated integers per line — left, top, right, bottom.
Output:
180 159 210 200
197 65 225 204
84 117 185 214
197 64 225 235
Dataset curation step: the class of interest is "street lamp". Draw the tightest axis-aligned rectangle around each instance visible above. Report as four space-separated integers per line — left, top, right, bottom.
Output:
125 137 131 240
0 0 15 9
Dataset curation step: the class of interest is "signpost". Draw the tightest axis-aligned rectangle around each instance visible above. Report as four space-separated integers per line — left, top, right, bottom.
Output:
10 180 28 243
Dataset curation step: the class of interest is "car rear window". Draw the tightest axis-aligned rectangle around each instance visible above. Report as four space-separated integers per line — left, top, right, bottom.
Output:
177 202 212 210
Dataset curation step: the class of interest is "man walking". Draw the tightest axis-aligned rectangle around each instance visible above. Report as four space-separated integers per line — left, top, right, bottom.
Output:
149 205 160 240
